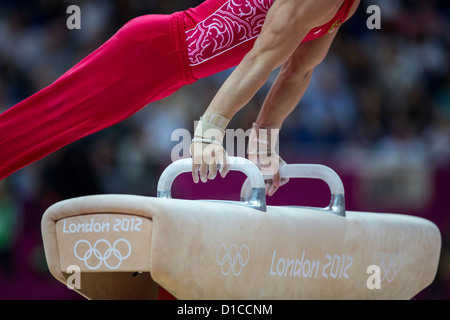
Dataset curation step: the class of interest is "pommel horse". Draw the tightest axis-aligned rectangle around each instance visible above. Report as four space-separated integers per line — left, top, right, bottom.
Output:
41 157 441 300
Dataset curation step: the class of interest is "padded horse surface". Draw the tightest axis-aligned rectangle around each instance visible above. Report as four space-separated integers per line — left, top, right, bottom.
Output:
41 158 441 300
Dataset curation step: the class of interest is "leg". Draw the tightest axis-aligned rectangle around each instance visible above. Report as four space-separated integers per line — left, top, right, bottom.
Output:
0 14 191 181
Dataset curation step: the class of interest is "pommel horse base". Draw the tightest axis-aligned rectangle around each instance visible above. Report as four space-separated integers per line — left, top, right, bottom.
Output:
41 157 441 300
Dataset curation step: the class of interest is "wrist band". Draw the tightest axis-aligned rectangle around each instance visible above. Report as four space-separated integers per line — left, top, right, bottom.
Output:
252 122 280 130
194 113 230 143
204 113 230 129
191 137 222 145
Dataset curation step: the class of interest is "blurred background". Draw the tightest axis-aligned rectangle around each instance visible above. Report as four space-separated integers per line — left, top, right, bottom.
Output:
0 0 449 299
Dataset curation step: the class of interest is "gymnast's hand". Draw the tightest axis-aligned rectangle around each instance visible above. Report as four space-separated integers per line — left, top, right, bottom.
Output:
190 141 230 183
248 123 289 196
190 113 231 183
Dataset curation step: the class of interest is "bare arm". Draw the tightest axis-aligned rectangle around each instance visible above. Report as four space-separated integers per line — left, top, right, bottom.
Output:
256 0 360 128
204 0 345 119
250 0 360 195
192 0 346 182
255 31 339 129
247 31 339 196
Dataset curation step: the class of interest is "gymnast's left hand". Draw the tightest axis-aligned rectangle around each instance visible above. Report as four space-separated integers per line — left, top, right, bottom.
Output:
247 123 289 196
190 141 230 183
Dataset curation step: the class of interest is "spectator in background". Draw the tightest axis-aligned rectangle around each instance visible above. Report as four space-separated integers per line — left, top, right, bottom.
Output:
0 179 19 276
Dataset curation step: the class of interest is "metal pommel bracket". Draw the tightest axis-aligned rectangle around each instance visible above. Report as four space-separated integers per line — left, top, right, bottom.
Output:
157 157 267 212
241 164 346 217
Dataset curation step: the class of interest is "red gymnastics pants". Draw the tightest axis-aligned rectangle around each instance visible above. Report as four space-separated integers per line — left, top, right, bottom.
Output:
0 0 354 181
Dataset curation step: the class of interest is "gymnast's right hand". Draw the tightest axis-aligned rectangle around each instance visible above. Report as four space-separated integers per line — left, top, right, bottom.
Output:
190 141 230 183
190 113 230 183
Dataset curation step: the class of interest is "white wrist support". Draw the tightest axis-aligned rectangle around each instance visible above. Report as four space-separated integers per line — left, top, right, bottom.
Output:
193 113 230 144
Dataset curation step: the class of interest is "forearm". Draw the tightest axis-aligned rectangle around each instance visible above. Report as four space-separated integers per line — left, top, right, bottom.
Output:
256 64 313 128
204 0 317 120
204 51 274 119
256 25 341 128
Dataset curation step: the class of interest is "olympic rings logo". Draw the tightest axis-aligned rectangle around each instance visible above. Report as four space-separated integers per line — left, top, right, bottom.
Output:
373 252 401 283
216 244 250 276
74 239 132 270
